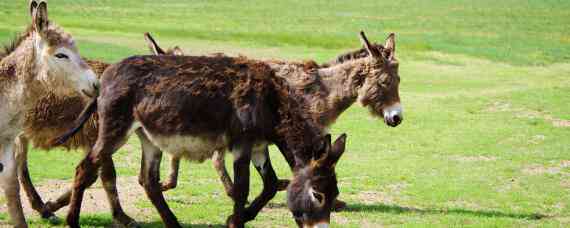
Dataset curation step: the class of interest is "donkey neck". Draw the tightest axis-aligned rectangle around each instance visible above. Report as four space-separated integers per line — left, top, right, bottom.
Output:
0 35 48 106
311 58 370 127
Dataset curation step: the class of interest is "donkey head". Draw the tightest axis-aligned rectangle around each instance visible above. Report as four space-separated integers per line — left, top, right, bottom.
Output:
357 31 403 127
288 134 347 228
30 0 98 97
144 32 184 56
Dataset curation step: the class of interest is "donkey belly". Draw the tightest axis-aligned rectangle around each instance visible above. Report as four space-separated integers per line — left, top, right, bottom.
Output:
144 132 227 163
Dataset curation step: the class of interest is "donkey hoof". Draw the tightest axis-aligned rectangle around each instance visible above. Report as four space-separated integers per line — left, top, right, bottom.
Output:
45 215 61 225
113 216 139 228
160 182 175 192
126 221 142 228
226 215 244 228
276 179 290 191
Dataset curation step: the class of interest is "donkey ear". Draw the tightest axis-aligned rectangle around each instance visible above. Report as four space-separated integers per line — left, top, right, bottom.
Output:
144 32 166 55
359 31 380 58
327 134 347 166
313 134 331 161
32 1 49 33
29 0 39 16
384 33 396 60
171 46 184 56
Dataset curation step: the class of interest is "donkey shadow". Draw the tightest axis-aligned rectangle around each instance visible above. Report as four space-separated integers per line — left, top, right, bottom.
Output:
344 203 547 220
63 216 225 228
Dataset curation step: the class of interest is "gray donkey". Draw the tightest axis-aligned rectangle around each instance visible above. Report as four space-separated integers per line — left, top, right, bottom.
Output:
0 1 98 227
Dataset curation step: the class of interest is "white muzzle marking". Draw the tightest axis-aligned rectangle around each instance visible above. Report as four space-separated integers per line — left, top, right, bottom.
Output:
384 103 403 119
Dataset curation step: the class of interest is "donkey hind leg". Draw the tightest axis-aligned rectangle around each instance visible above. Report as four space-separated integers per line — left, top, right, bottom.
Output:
160 154 180 191
15 135 58 221
100 158 139 227
136 129 181 228
212 150 235 199
226 140 253 228
243 147 278 222
66 137 127 227
1 140 28 228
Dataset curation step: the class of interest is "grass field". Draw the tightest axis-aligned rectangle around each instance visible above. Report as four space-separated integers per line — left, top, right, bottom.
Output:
1 0 569 227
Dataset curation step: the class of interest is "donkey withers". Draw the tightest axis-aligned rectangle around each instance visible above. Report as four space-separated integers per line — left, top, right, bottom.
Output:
57 54 347 227
0 1 98 227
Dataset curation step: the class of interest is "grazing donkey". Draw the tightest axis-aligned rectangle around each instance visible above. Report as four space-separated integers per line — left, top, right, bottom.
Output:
147 32 403 211
0 1 98 227
56 54 348 227
15 33 182 226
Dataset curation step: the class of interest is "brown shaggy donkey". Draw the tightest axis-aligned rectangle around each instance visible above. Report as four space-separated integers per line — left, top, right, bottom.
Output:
15 33 182 226
0 1 98 227
149 32 403 211
56 52 348 227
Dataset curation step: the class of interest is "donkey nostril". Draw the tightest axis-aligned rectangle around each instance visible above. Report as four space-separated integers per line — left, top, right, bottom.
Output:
392 115 401 124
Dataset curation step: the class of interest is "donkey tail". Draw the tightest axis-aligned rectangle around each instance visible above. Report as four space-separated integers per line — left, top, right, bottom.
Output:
50 97 98 147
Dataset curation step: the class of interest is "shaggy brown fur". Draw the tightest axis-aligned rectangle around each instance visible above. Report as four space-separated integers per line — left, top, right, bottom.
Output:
143 35 402 215
58 54 346 228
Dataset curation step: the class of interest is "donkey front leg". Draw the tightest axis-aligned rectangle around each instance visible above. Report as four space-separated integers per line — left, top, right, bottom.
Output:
242 147 278 222
226 140 252 228
1 140 27 228
136 129 181 228
15 135 57 221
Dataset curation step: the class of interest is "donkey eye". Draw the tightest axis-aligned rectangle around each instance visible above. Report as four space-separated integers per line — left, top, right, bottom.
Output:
310 189 326 207
55 53 69 59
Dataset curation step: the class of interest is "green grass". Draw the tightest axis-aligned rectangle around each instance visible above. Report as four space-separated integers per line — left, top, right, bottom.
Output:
1 0 569 227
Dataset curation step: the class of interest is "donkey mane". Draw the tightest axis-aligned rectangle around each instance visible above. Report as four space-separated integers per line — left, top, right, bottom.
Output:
323 43 385 66
0 22 71 61
0 26 34 61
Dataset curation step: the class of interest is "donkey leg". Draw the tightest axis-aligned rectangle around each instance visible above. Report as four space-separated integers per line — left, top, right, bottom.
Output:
44 188 71 213
15 135 57 220
243 147 278 222
226 140 252 228
136 129 181 228
273 143 292 191
100 158 138 227
66 151 101 228
0 140 28 228
160 155 180 191
67 137 126 227
212 150 235 199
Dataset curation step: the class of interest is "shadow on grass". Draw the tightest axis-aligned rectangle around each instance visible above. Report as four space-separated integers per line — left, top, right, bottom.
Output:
55 215 225 228
344 203 548 220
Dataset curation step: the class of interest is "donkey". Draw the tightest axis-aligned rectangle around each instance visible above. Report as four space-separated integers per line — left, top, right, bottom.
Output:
55 53 348 227
0 1 98 227
14 32 182 226
148 32 403 211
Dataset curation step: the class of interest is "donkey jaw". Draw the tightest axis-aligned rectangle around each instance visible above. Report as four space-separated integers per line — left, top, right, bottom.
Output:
76 69 99 98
